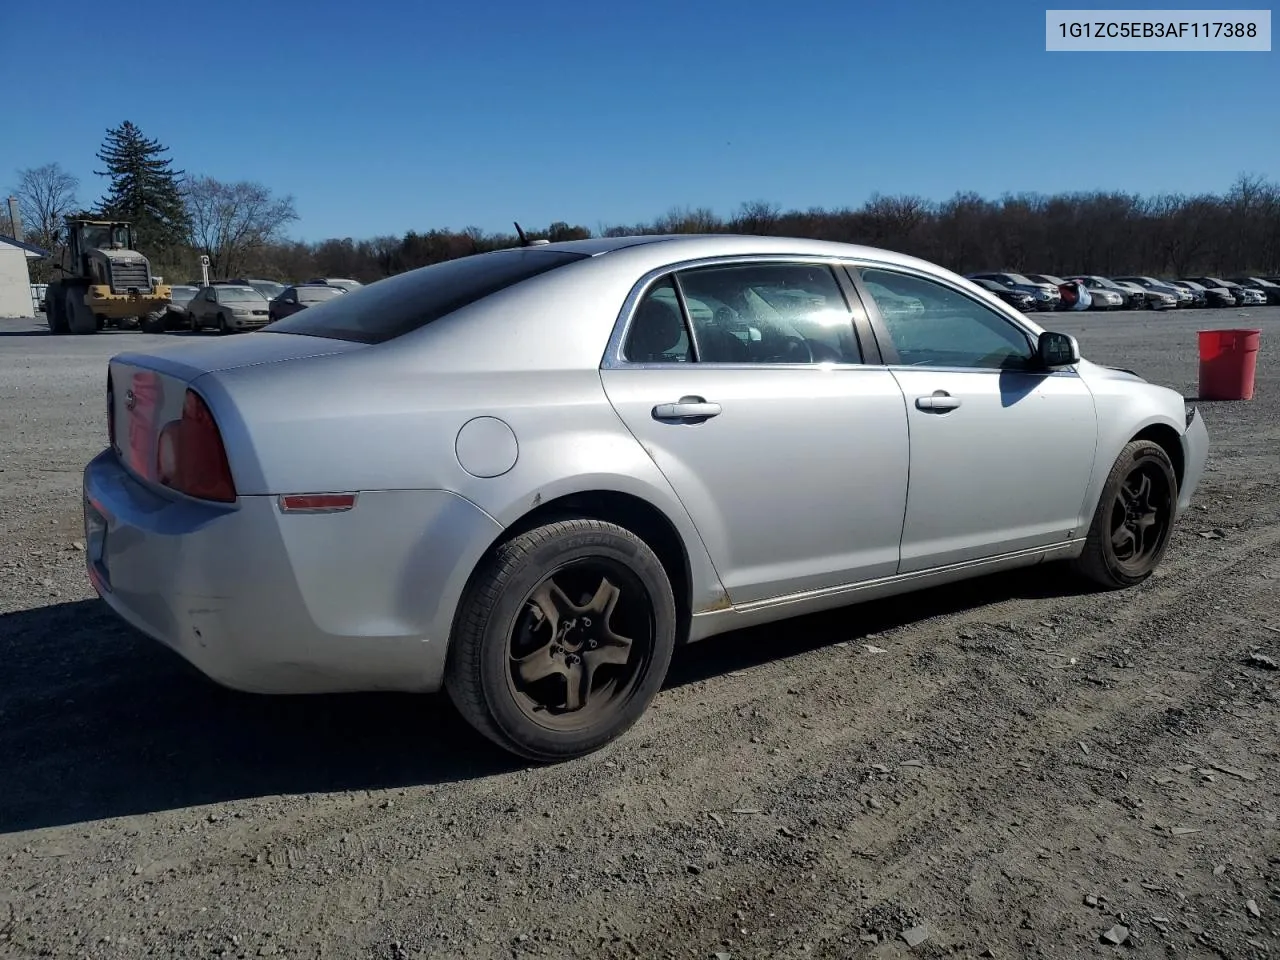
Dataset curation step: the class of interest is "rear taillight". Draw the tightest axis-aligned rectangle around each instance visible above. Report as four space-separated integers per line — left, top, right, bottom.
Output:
156 389 237 503
106 372 116 449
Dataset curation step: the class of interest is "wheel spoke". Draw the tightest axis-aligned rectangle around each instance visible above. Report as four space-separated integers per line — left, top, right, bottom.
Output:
584 636 633 671
583 577 621 619
513 643 567 686
563 660 586 711
1111 523 1137 557
528 580 574 634
1131 472 1153 512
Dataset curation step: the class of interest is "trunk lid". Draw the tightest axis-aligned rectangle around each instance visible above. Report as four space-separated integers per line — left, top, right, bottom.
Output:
108 332 364 485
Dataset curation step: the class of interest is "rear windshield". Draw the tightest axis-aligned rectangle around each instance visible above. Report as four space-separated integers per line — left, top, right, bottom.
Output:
265 249 589 344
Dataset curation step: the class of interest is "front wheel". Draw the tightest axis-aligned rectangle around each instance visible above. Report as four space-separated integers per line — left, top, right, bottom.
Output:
445 520 677 762
1072 440 1178 589
217 313 230 335
139 309 168 334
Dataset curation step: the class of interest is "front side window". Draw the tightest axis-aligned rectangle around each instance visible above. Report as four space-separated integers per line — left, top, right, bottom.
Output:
858 268 1035 370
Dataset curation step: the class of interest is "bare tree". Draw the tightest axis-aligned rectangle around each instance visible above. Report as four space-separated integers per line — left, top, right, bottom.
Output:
10 162 80 250
186 176 298 278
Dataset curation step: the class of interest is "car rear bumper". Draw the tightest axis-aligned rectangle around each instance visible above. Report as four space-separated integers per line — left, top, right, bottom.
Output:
1176 407 1209 518
82 449 503 694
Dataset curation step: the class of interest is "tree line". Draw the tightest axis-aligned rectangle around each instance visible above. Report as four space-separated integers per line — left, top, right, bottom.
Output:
5 120 1279 286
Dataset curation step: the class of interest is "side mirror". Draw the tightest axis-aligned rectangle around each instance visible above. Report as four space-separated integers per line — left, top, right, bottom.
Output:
1038 331 1081 368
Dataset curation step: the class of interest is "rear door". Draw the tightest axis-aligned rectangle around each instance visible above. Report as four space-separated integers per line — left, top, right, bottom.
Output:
850 265 1099 573
600 259 910 605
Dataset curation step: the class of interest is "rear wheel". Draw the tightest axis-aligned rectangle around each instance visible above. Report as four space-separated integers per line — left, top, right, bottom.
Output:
1072 440 1177 589
445 520 677 762
217 313 230 335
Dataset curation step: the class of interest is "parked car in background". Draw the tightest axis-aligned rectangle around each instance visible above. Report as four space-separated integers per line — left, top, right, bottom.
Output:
187 284 272 334
970 277 1037 311
161 284 202 328
1183 277 1247 306
1023 274 1091 311
966 272 1060 311
306 277 364 293
1114 276 1195 308
268 283 347 321
1165 281 1208 307
1063 276 1127 310
1227 277 1280 305
1111 279 1178 311
82 234 1209 761
228 277 287 302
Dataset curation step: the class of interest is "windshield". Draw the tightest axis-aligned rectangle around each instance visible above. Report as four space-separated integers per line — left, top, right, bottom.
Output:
80 223 130 250
220 287 266 302
1002 273 1035 285
170 286 198 301
266 249 589 344
1035 275 1065 285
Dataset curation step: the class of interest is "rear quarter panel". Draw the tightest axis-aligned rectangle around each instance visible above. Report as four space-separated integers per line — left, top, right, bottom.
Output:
199 343 729 619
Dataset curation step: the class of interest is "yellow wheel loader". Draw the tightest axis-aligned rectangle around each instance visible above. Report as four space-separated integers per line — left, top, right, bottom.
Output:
44 219 172 334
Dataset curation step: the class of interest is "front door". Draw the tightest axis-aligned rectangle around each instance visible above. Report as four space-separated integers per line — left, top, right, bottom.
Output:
601 260 911 605
853 266 1099 573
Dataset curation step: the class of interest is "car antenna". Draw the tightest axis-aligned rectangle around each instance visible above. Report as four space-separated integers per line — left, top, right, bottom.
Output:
513 222 551 247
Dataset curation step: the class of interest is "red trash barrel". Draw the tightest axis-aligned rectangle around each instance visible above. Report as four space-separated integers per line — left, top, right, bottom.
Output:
1198 328 1261 401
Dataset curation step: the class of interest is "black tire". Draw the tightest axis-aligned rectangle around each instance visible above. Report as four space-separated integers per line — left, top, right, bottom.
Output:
46 292 69 334
1072 440 1178 589
139 309 168 334
445 520 677 762
189 310 200 332
217 313 230 335
66 292 96 335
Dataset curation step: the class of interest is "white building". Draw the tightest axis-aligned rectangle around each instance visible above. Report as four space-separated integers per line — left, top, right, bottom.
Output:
0 235 49 318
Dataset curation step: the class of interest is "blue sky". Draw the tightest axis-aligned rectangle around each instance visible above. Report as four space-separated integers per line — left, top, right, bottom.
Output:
2 0 1275 240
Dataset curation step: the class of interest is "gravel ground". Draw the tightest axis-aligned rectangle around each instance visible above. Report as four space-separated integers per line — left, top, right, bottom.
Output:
1 309 1277 960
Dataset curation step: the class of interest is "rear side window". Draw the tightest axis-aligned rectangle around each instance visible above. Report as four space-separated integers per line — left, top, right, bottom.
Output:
265 249 589 344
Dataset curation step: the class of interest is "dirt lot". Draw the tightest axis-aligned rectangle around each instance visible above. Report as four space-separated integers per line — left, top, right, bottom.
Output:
1 309 1277 960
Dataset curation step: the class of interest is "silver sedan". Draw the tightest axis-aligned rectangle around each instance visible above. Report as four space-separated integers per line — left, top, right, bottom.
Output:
83 236 1209 761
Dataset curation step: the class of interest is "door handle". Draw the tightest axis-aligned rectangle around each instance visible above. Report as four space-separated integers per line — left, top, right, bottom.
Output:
915 391 962 413
652 396 722 422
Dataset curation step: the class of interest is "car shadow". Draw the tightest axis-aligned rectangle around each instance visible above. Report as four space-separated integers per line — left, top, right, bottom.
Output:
0 567 1081 834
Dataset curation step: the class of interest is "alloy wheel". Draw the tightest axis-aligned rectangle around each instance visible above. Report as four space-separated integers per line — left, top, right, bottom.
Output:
505 558 655 732
1109 462 1174 574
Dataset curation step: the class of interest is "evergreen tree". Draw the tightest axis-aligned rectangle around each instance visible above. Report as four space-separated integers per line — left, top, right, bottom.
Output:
94 121 189 255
